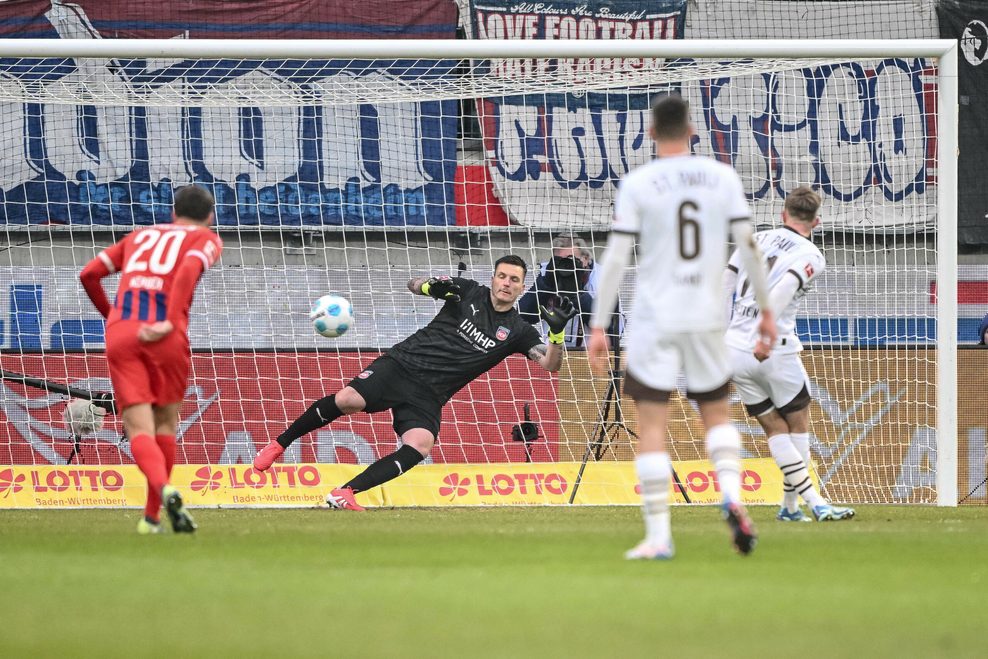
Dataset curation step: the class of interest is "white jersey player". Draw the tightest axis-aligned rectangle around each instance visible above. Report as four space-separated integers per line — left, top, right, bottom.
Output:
588 94 777 561
724 185 854 523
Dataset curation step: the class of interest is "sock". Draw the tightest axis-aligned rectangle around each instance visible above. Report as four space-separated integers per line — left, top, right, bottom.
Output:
636 452 672 547
344 444 424 494
131 433 168 497
791 433 811 467
706 424 742 504
767 433 824 509
278 395 344 448
767 433 800 512
143 435 177 522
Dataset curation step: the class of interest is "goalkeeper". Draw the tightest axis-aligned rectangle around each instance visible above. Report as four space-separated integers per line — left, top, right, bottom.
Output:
254 255 577 510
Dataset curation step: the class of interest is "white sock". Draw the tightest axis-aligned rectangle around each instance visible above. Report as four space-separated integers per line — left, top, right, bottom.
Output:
791 433 811 466
767 433 824 509
636 452 672 547
706 424 742 504
766 433 799 511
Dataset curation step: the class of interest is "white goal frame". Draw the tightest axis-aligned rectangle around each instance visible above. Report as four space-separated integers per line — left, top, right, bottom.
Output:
0 38 959 505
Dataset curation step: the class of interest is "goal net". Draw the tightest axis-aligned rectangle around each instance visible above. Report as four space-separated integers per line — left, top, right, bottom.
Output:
0 39 957 506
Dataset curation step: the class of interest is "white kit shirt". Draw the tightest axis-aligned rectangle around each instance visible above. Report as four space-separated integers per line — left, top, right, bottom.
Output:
612 154 751 334
725 226 826 355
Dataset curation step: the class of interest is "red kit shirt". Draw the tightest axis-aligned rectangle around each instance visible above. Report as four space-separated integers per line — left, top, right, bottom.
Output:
97 224 222 334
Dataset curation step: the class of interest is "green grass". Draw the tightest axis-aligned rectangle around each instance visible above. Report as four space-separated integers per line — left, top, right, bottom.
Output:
1 506 986 658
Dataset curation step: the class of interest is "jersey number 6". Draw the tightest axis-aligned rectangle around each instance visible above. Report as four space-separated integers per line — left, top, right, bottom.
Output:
678 200 700 260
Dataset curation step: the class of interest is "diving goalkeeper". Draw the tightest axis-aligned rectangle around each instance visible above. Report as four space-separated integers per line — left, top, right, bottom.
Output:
253 255 577 510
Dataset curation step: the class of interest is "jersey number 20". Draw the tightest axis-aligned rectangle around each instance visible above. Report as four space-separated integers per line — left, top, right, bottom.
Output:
124 229 188 275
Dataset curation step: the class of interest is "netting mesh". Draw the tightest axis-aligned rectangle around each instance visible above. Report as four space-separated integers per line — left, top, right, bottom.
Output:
0 49 944 505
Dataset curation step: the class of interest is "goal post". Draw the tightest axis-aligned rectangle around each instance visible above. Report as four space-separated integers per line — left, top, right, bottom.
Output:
0 38 959 507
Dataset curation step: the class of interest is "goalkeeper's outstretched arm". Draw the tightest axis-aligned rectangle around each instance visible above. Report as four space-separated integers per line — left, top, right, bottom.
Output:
409 276 462 302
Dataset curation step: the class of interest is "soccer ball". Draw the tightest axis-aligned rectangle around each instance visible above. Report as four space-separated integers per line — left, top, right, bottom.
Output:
310 294 353 338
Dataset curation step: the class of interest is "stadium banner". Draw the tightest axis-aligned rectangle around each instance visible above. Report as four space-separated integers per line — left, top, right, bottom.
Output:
469 0 938 230
0 458 785 508
0 1 459 227
938 1 988 246
468 0 688 229
0 350 561 466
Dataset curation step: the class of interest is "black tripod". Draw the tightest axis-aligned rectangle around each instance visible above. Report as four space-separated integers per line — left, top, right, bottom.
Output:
568 340 691 504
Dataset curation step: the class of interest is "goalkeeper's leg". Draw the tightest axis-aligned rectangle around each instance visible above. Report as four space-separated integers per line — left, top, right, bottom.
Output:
327 435 428 511
254 388 364 471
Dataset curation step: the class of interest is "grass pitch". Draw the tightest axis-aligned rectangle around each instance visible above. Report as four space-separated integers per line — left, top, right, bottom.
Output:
1 506 985 658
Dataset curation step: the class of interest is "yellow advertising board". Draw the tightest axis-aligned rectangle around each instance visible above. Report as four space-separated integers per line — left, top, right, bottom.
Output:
0 458 789 509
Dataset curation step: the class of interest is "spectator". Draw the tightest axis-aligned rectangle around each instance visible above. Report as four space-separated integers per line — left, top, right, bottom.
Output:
979 312 988 345
519 234 617 348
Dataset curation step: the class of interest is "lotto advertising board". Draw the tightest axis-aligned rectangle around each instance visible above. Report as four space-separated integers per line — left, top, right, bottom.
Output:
0 459 788 509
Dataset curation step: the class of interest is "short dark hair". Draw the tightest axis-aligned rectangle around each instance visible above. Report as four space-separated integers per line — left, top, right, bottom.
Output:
784 185 822 222
173 185 215 222
651 94 691 141
494 254 528 277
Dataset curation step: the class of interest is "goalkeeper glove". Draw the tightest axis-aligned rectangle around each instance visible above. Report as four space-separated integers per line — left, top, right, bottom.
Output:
540 296 578 345
421 276 462 302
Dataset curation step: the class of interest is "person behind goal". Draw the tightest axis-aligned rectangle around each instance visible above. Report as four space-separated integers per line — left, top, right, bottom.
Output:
253 256 577 510
588 94 777 560
79 185 222 534
723 185 855 523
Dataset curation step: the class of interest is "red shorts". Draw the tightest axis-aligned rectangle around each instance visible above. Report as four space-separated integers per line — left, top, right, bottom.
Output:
105 321 191 409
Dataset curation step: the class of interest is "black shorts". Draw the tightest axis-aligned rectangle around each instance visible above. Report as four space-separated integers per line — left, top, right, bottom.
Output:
347 355 443 438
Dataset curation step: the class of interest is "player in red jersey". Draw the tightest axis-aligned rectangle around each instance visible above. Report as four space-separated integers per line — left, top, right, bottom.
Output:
79 185 222 534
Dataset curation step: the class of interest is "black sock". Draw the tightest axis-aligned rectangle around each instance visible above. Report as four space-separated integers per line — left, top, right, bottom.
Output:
277 395 344 448
344 444 424 494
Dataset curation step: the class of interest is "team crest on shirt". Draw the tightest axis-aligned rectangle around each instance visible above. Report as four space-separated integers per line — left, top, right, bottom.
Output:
496 326 510 341
357 370 373 379
804 263 815 278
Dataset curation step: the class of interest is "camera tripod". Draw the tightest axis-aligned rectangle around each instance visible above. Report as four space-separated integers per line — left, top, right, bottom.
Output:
568 343 691 504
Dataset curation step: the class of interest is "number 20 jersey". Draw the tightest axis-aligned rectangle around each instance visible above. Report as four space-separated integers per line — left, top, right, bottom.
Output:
97 224 223 333
612 154 751 334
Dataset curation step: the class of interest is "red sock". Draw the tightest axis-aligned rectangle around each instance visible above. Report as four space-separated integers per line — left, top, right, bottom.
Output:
143 435 177 522
131 434 168 502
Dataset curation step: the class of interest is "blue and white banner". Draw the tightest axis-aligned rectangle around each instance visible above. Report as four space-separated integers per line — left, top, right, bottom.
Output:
0 0 459 227
469 1 687 229
470 0 938 231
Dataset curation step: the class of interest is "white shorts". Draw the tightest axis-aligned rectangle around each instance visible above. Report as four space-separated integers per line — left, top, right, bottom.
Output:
729 346 810 413
625 328 730 396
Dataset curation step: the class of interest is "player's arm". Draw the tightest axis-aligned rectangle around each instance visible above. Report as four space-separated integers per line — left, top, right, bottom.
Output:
527 342 563 372
588 177 639 374
408 275 462 302
722 261 739 324
79 241 125 318
731 220 777 350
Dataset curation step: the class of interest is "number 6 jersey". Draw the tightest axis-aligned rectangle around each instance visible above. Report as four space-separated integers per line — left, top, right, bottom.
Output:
90 224 223 334
612 154 751 334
